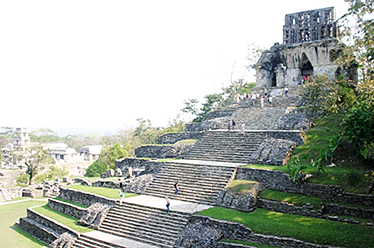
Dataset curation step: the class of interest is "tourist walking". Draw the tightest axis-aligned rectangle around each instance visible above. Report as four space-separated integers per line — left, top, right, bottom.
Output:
232 120 236 131
260 97 264 108
241 123 245 135
166 197 170 213
119 189 124 205
284 87 288 97
268 95 273 105
227 119 231 131
174 180 179 194
251 93 256 105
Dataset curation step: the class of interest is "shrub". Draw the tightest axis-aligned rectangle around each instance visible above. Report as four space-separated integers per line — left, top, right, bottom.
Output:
16 174 29 186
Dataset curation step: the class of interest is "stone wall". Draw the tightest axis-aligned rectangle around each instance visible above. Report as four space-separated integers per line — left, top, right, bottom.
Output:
205 109 236 120
18 207 80 244
258 198 321 217
135 143 195 159
48 198 86 219
249 138 295 166
325 203 374 220
186 118 229 132
158 131 204 144
251 233 333 248
135 145 173 158
115 158 162 176
236 168 374 207
59 187 116 207
17 217 59 244
174 215 253 248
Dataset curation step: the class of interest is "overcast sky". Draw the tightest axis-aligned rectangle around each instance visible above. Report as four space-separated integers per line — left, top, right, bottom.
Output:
0 0 349 134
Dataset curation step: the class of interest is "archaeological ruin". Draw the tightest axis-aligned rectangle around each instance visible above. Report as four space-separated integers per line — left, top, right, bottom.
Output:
8 6 373 248
255 7 342 88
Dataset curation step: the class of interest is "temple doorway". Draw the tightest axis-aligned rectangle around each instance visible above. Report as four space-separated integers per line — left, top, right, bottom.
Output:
300 53 313 77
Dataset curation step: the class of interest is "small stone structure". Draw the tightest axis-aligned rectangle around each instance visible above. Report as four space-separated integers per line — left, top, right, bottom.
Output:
175 215 253 248
78 203 113 229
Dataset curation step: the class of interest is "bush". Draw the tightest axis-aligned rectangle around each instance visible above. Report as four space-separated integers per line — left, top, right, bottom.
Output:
16 174 29 186
344 171 364 187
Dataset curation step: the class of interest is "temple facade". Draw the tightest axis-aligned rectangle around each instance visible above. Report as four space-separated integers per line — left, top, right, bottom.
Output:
255 7 342 87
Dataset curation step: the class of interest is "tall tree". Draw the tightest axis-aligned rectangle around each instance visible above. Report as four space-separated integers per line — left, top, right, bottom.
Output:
23 144 55 185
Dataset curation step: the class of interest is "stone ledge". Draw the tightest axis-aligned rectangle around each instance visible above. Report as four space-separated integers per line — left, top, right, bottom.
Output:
48 198 86 219
59 187 116 207
251 233 336 248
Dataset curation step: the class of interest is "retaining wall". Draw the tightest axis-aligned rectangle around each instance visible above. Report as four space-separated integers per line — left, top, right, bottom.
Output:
48 198 86 219
59 187 116 207
158 131 204 144
236 167 374 207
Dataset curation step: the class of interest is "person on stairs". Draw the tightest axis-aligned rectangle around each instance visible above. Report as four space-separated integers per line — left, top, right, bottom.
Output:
174 180 179 194
119 189 124 205
166 197 170 213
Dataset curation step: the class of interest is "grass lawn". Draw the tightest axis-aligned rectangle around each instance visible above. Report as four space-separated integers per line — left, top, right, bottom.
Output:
32 204 92 233
67 184 138 199
199 207 374 248
0 199 48 248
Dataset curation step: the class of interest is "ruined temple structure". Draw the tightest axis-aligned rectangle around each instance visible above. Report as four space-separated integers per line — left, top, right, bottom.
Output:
256 7 342 87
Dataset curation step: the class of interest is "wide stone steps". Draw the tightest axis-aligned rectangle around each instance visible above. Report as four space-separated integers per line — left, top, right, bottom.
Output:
232 106 288 130
183 131 265 163
72 234 121 248
144 161 236 205
99 202 190 248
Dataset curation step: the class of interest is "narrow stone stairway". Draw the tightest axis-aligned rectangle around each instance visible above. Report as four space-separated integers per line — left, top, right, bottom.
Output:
99 201 190 248
144 160 238 205
183 130 265 163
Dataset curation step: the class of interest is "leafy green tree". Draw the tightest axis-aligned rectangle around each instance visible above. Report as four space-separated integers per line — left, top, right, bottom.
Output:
85 143 128 177
181 79 255 122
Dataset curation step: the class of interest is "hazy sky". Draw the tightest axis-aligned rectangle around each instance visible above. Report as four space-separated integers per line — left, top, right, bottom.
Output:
0 0 349 133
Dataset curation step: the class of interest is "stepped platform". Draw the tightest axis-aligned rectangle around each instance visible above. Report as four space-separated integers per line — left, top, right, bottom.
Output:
98 196 207 248
183 130 265 164
145 160 241 205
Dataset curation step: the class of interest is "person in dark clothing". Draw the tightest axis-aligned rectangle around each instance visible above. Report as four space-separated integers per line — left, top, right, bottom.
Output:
174 180 179 194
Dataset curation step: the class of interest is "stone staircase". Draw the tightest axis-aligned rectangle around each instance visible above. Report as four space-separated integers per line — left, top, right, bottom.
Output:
72 233 123 248
145 161 238 205
99 202 190 248
183 131 265 164
232 106 288 130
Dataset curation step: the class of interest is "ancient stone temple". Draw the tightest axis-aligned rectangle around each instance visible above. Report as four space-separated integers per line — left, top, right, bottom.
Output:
256 7 341 87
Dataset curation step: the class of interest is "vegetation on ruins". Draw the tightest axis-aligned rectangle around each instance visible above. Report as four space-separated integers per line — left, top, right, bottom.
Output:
84 143 128 177
292 0 374 189
182 79 256 122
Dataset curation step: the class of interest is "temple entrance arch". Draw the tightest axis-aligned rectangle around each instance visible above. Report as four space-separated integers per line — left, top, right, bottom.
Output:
300 53 313 77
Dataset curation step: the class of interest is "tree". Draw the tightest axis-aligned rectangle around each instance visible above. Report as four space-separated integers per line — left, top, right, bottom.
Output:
29 128 61 143
85 143 128 177
23 144 55 185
